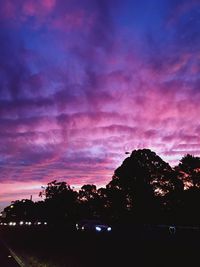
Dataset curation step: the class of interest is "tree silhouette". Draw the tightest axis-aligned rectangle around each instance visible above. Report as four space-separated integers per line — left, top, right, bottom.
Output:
177 154 200 188
2 149 200 226
39 180 78 224
39 180 72 199
107 149 183 223
77 184 107 220
78 184 97 202
4 199 35 222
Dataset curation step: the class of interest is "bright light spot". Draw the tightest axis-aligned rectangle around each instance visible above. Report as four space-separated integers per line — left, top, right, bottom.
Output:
37 222 41 225
9 222 13 226
13 222 16 226
95 226 102 232
81 226 84 230
10 205 14 209
20 221 24 225
8 255 12 258
28 222 31 225
107 227 112 231
44 222 47 225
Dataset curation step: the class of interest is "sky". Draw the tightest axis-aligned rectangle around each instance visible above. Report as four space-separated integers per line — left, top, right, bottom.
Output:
1 0 200 210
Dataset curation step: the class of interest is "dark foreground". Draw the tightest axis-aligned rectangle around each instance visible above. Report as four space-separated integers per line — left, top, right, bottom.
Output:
0 239 20 267
0 224 199 267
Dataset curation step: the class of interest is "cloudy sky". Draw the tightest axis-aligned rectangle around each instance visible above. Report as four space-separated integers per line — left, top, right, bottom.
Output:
0 0 200 209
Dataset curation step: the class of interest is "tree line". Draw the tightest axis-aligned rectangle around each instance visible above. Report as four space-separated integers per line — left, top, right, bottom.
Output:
2 149 200 226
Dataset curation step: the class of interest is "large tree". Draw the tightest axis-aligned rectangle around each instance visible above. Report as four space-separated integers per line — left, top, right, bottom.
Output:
177 154 200 188
77 184 108 220
107 149 183 222
39 180 78 223
3 199 35 222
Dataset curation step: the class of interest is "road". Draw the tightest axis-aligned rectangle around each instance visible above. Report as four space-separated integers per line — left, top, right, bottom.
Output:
0 225 200 267
0 240 21 267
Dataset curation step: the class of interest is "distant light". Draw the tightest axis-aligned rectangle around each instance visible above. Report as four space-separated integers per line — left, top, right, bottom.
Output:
20 221 24 225
81 226 85 230
44 222 47 225
10 205 14 209
8 255 12 258
95 226 102 232
9 222 16 226
28 222 31 225
37 222 41 225
4 223 7 225
107 227 112 231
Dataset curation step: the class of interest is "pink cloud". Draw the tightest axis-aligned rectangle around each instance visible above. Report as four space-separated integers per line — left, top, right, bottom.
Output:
0 0 96 33
0 181 42 203
52 10 94 32
1 0 200 210
2 0 16 18
167 0 200 26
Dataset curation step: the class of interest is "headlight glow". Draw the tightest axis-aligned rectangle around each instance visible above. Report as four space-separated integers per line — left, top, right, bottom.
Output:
95 226 102 232
107 227 112 231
